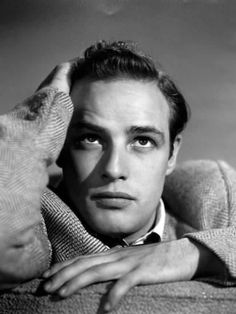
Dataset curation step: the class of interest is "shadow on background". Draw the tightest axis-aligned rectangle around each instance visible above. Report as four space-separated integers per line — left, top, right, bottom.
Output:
0 0 236 172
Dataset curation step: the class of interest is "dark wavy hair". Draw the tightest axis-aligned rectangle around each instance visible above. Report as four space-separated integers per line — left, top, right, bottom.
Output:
72 40 190 150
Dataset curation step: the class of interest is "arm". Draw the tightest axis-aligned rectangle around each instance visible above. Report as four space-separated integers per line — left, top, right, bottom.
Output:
0 62 75 289
42 236 223 312
42 160 235 312
165 160 236 285
184 161 236 285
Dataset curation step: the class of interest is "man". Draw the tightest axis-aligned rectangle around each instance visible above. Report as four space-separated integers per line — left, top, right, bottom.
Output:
0 41 236 312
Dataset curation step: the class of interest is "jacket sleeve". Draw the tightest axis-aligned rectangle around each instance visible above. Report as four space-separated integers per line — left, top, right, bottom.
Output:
168 160 236 286
184 161 236 285
0 87 73 289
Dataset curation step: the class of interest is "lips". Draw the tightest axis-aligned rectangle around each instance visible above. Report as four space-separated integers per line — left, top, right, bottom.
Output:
91 191 135 209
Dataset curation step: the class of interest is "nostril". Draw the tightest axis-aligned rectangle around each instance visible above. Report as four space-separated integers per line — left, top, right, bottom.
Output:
101 148 128 181
102 172 127 181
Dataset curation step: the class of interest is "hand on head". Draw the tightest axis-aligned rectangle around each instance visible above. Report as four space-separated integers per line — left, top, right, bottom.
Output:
37 58 79 94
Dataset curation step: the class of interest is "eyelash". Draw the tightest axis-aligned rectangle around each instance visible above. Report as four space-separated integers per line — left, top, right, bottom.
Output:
74 134 101 147
73 134 157 150
132 136 156 148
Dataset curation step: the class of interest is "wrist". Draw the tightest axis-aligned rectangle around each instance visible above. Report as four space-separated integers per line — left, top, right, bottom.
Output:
176 238 200 279
185 237 225 278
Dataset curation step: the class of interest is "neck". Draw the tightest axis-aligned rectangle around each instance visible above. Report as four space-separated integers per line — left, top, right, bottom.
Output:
123 204 160 245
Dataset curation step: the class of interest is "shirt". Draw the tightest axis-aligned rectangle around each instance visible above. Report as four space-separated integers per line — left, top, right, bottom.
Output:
118 199 166 247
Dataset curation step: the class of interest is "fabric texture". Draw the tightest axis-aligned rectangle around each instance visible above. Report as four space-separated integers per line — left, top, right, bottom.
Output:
1 278 236 314
0 87 73 287
1 88 236 312
41 159 236 286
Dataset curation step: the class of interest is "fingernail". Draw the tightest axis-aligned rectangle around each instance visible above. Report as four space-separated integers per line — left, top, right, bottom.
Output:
43 271 50 278
59 288 68 297
103 302 111 312
44 283 52 291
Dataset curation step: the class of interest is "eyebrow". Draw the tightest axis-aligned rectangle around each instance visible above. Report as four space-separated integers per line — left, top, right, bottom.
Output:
72 121 165 143
129 126 165 143
71 121 106 133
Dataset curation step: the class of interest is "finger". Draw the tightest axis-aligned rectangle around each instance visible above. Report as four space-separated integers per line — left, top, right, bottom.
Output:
44 247 132 293
57 259 133 298
44 248 121 280
44 260 82 292
104 269 140 312
43 258 77 278
36 59 79 92
44 252 119 293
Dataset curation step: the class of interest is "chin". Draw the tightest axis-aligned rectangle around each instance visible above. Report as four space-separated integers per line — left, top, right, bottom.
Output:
94 224 124 237
83 208 135 235
89 219 129 238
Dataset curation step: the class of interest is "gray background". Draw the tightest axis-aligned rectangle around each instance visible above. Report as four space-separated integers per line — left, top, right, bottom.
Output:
0 0 236 171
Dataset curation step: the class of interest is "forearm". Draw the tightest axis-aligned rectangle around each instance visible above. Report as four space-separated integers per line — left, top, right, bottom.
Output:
0 149 50 288
164 160 236 285
0 87 73 287
0 222 51 289
42 237 226 311
185 227 236 284
182 238 225 280
142 237 225 283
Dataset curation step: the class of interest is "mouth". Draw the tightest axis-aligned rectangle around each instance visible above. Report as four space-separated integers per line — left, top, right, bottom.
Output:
91 192 135 209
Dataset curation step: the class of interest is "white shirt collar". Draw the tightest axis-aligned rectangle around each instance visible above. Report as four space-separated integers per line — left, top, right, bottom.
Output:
152 198 166 240
104 199 166 248
127 199 166 246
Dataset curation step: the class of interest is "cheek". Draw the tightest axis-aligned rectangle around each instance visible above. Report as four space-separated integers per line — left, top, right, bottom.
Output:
138 155 169 182
68 150 98 182
137 157 169 198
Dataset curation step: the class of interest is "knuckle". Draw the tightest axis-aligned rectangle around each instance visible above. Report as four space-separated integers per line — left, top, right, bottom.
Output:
53 271 67 284
89 265 104 279
50 263 63 273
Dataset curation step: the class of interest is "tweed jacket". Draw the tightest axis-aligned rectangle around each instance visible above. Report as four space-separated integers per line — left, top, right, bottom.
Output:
0 87 236 288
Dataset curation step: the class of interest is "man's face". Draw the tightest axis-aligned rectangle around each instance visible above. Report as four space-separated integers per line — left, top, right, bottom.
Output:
62 78 180 243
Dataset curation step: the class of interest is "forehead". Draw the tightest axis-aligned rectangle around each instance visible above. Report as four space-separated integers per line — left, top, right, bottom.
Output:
70 78 170 132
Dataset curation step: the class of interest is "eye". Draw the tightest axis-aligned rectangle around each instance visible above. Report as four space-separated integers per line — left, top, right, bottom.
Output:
131 136 155 148
74 134 102 148
82 135 100 144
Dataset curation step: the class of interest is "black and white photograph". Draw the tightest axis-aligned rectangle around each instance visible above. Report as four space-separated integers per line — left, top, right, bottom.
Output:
0 1 236 313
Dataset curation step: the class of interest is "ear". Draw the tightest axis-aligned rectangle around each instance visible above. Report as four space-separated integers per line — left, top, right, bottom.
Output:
166 134 182 176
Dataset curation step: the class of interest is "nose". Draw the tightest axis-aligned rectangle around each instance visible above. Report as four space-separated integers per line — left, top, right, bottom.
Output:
101 145 128 181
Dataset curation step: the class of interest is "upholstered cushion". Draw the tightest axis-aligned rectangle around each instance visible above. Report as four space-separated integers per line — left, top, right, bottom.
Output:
1 279 236 313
